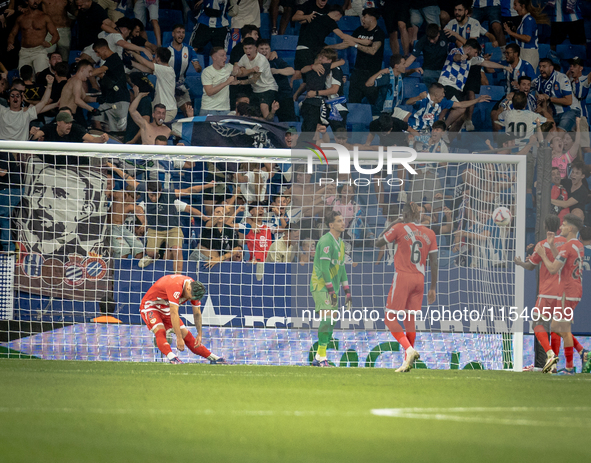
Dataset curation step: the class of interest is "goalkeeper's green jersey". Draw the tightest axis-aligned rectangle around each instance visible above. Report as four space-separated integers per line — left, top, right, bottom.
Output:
310 232 348 293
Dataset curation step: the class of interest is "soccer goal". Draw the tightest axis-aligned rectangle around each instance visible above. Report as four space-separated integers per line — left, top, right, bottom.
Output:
0 140 526 370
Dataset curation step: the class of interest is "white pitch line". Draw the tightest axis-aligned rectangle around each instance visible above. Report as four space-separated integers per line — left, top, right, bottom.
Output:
0 407 363 418
371 407 591 427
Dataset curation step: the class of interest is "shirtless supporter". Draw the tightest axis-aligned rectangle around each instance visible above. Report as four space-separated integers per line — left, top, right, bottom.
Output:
128 90 171 144
42 0 72 61
7 0 60 73
60 60 97 127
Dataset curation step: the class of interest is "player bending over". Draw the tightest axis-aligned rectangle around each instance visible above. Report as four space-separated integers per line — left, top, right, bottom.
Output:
534 214 584 375
140 274 227 364
310 211 352 367
515 215 588 373
375 202 438 373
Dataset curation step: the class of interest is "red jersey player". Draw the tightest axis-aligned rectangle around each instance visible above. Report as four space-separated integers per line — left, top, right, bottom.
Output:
516 215 589 373
375 202 438 373
140 274 226 364
515 215 566 373
535 213 584 375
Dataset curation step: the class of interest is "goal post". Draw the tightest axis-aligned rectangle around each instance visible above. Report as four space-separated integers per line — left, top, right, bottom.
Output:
0 140 526 370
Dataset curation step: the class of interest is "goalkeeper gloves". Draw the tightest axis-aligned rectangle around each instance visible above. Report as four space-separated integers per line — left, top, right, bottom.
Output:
344 285 352 311
325 283 338 308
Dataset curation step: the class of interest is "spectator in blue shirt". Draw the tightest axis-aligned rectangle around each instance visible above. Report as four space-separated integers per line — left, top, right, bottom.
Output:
168 24 202 118
190 0 232 53
532 58 577 132
504 0 549 70
405 82 491 133
499 43 537 94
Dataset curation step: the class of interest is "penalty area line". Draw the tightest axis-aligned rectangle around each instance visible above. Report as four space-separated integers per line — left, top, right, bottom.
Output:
371 407 591 427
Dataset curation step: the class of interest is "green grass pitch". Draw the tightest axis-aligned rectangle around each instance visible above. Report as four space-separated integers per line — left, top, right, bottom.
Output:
1 360 590 463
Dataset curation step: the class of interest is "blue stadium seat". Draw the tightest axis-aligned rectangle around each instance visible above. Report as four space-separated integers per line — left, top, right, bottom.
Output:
185 75 203 99
186 54 206 75
338 16 361 32
556 43 586 61
343 80 350 98
162 31 172 45
271 35 299 51
193 98 201 114
585 151 591 165
6 69 19 84
260 13 270 39
68 50 81 64
484 42 503 62
147 31 157 45
346 103 372 125
538 43 551 59
281 56 295 68
346 45 357 65
383 52 392 69
277 49 296 61
478 85 505 101
473 102 495 131
156 9 184 32
339 61 350 76
403 82 427 100
403 76 420 88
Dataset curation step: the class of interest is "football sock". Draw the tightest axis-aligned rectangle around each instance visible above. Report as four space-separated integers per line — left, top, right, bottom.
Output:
384 314 411 350
572 336 583 354
183 331 212 358
317 319 334 358
403 317 416 348
155 330 173 356
565 346 574 369
551 332 561 356
533 325 551 353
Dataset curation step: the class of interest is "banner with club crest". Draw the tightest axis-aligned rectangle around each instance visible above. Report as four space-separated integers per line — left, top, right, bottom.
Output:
12 159 112 301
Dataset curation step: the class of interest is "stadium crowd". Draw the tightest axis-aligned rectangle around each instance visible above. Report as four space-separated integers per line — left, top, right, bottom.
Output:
1 0 591 271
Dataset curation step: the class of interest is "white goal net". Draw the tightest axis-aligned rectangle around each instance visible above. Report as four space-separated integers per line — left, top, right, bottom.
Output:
0 141 525 370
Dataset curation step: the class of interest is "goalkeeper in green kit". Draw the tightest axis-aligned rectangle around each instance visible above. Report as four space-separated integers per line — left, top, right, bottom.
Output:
310 211 352 367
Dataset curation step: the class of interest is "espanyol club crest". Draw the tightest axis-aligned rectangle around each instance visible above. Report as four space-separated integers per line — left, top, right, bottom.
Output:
554 83 559 91
64 254 86 287
183 51 188 59
21 252 44 278
83 253 108 281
